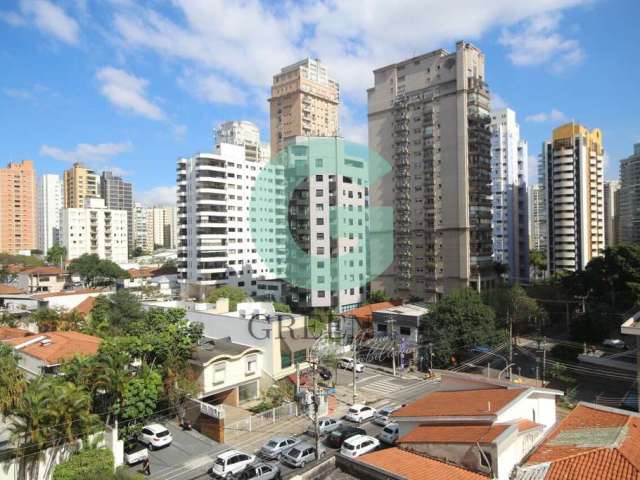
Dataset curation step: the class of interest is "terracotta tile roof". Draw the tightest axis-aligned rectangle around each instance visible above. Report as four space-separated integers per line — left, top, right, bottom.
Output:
20 266 64 275
0 326 33 341
400 424 510 444
358 447 488 480
339 301 400 327
0 284 25 295
517 419 544 432
3 331 101 364
33 288 104 299
520 403 640 480
393 387 526 418
72 296 97 316
128 266 178 279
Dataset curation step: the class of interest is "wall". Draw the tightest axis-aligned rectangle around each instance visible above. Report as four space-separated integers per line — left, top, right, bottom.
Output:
497 392 557 432
196 351 262 400
42 291 104 310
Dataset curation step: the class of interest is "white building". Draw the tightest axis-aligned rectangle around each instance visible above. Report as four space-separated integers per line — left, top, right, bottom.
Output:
132 202 154 253
62 197 128 263
215 120 270 163
529 183 546 253
37 174 63 253
490 108 529 284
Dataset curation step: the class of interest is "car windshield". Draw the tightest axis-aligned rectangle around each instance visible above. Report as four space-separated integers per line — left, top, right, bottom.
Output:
266 440 278 447
330 430 342 437
348 408 358 413
383 427 395 434
156 430 170 438
214 458 225 466
288 448 301 457
343 443 355 450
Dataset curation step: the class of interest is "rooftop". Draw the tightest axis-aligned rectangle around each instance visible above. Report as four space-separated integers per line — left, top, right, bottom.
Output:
0 284 25 295
0 326 33 341
2 331 102 365
72 296 97 316
400 419 543 445
20 266 64 276
33 288 105 299
190 337 261 366
340 301 400 327
375 303 429 317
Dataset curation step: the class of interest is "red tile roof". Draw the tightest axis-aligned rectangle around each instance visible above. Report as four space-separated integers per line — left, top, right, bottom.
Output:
0 284 25 295
393 387 526 418
73 296 97 316
522 403 640 480
3 331 101 364
0 326 33 341
33 288 104 299
20 266 64 275
128 265 178 279
400 424 509 444
358 447 488 480
517 419 544 432
339 301 400 327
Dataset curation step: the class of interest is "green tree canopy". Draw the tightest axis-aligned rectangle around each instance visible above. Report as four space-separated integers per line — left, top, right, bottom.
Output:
68 254 129 287
46 244 67 266
205 285 247 311
273 302 291 313
367 290 391 304
118 365 163 439
52 448 113 480
0 344 26 416
483 284 546 334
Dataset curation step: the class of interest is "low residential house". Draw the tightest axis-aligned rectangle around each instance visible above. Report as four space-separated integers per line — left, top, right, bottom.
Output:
0 284 39 314
0 326 33 341
514 402 640 480
372 303 429 344
339 301 401 342
33 288 108 311
16 266 68 294
2 330 102 377
120 266 179 297
391 371 562 480
189 337 263 406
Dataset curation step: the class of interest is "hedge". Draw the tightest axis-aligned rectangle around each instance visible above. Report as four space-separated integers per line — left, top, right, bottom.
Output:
52 448 114 480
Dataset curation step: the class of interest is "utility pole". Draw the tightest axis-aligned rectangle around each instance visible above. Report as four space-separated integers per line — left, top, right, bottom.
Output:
542 336 547 386
508 309 513 380
428 342 433 372
388 317 397 376
311 359 320 460
352 327 358 405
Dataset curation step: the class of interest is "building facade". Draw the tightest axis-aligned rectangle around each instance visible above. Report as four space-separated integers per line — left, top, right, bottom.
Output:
490 108 529 284
100 171 133 254
215 120 270 163
618 144 640 244
63 163 99 208
269 58 340 155
529 184 547 252
161 205 178 249
544 123 604 273
604 180 620 248
0 160 36 254
37 174 64 254
62 197 128 263
132 202 154 253
368 41 494 301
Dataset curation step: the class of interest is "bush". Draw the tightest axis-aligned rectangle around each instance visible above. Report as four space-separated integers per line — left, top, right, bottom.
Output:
52 448 114 480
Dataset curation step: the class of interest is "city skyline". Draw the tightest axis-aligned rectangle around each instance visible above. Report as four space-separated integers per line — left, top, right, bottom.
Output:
1 0 639 204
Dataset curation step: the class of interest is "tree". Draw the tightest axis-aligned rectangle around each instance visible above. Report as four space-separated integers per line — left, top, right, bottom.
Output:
68 254 128 287
483 284 546 334
421 288 504 366
205 285 247 311
529 250 547 280
31 307 61 332
130 246 147 258
493 262 509 281
118 365 162 439
93 352 131 426
273 302 291 313
52 448 114 480
46 244 67 266
367 290 391 304
0 344 26 415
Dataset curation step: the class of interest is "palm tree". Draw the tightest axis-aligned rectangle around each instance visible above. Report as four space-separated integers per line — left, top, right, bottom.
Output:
0 344 26 415
94 352 131 425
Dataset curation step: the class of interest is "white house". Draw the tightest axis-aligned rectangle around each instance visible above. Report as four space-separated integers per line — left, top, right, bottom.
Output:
16 266 67 294
33 288 108 311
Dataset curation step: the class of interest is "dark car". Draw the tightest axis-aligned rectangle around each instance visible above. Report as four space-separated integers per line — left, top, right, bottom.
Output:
318 366 332 381
325 425 366 449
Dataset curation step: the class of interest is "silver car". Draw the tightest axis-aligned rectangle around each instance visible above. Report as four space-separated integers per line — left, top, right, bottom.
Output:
373 405 400 426
232 462 280 480
279 442 326 468
260 436 300 460
306 417 342 437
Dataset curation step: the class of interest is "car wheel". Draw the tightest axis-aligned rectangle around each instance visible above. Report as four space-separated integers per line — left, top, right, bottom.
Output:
148 443 154 451
300 461 306 468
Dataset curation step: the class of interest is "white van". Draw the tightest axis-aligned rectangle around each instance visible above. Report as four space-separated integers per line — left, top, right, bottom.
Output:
340 434 380 458
338 357 364 373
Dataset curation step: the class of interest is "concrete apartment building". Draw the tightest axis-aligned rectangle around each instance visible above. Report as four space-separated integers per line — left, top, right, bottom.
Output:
368 41 494 301
62 197 128 264
543 123 605 273
529 184 547 253
100 171 133 254
618 144 640 244
132 202 154 253
63 162 99 208
269 58 339 155
604 180 620 247
490 108 529 284
0 160 36 255
37 174 64 254
215 120 270 163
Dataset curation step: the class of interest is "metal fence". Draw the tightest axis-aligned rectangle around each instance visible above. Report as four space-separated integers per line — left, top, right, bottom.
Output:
224 402 299 440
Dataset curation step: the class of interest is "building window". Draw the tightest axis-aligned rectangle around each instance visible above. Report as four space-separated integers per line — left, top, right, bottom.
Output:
281 352 292 369
318 290 325 298
212 362 226 385
316 189 323 197
294 350 307 364
377 323 388 333
239 382 258 402
480 451 493 469
246 355 257 375
400 327 411 336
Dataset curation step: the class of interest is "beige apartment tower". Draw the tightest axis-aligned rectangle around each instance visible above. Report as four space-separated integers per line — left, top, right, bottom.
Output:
0 160 36 254
269 58 339 155
543 123 604 273
64 162 99 208
368 41 494 301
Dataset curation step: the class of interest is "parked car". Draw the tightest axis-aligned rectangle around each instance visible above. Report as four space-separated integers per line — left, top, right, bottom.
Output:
137 423 172 450
211 450 256 479
318 366 332 380
373 405 400 426
604 339 626 349
340 434 380 458
325 425 366 448
338 357 364 373
260 436 300 460
345 404 376 423
378 423 399 444
279 442 325 468
123 440 148 465
232 462 280 480
307 417 342 437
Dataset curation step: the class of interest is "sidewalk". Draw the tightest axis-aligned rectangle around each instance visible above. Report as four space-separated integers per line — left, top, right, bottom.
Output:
362 362 425 380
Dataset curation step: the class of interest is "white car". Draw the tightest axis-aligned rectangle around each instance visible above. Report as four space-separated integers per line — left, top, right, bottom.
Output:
373 405 399 426
123 440 148 465
340 434 380 458
345 404 376 423
137 424 172 450
211 450 256 479
338 357 364 373
378 423 399 444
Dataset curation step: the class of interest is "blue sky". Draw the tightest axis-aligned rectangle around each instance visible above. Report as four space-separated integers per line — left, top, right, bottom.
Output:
1 0 638 205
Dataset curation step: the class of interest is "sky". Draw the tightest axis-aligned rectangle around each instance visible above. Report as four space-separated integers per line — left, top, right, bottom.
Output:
1 0 639 205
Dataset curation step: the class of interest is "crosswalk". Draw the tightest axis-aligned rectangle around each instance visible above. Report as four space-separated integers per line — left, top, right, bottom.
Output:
361 377 439 400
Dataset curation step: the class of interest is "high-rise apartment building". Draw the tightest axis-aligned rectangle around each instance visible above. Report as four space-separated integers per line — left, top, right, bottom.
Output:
269 58 339 155
62 197 128 264
618 144 640 244
544 123 604 273
215 120 270 163
529 184 547 252
132 202 154 253
161 205 177 249
0 160 36 254
100 171 133 254
64 163 99 208
37 174 64 253
490 108 529 284
604 180 620 247
368 41 493 301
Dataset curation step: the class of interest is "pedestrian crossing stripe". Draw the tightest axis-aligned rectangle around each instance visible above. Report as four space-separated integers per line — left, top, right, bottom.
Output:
361 378 437 395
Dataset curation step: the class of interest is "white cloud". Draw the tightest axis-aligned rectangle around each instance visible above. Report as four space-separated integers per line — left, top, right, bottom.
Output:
179 72 246 105
340 104 368 145
3 88 33 100
499 14 585 71
19 0 80 44
136 186 176 206
525 109 567 123
40 141 132 165
96 67 165 120
491 92 510 110
0 10 26 26
172 123 188 139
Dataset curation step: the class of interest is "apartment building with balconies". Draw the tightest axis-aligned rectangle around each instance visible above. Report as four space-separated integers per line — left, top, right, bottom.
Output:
63 162 99 208
0 160 36 254
618 144 640 244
